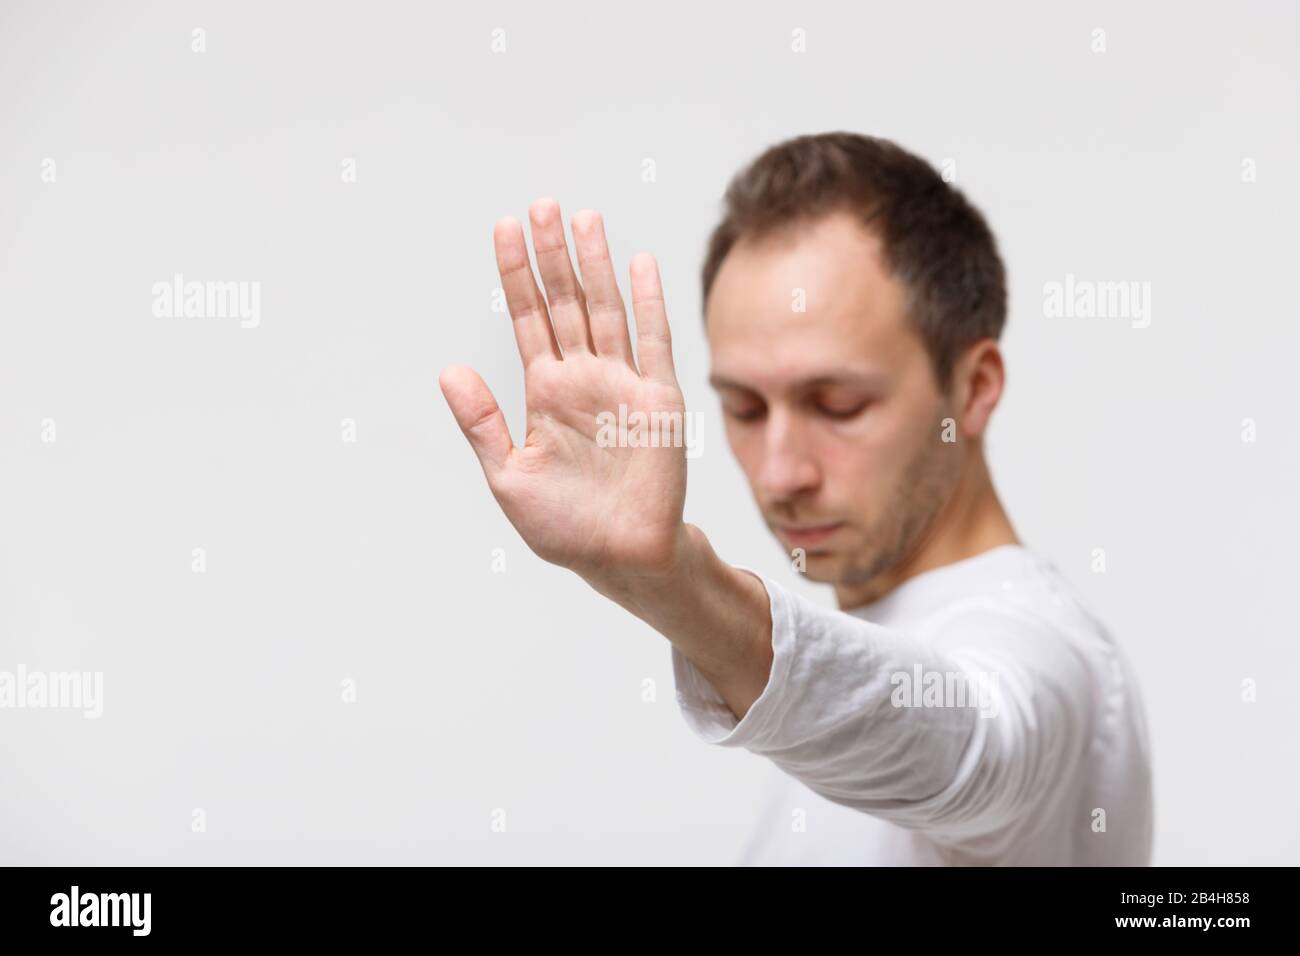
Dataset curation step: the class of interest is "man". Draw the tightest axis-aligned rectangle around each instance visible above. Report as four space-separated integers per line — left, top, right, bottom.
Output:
439 131 1154 865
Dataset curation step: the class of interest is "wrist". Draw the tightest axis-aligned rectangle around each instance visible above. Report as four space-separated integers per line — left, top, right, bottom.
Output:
583 522 706 615
591 524 773 712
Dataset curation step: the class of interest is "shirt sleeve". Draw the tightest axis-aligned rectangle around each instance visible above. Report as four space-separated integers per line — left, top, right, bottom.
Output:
670 570 1094 850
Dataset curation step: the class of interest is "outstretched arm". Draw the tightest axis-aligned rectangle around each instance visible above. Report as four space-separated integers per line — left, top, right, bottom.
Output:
438 198 773 718
440 200 1096 848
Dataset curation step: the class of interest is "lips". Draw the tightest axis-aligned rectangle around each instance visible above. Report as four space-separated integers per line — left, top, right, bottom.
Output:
776 522 845 550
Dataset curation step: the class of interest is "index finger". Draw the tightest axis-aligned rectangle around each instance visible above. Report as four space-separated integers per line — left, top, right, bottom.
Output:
493 216 561 369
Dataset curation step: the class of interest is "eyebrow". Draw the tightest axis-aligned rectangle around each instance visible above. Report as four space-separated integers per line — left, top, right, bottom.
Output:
708 371 887 392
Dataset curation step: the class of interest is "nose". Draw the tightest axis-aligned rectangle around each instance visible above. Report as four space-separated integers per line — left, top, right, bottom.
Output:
756 407 821 502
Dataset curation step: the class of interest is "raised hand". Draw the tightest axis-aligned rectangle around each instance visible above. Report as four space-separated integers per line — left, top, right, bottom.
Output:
439 199 689 587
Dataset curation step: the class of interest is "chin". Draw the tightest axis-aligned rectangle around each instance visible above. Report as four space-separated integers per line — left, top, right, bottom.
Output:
796 551 843 582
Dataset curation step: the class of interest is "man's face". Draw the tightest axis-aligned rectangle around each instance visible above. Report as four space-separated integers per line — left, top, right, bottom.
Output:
706 210 963 596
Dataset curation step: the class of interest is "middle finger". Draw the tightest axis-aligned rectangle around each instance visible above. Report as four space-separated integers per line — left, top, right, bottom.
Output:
528 197 594 356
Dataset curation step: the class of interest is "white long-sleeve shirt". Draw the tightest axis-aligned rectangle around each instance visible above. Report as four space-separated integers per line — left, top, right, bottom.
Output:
671 544 1154 865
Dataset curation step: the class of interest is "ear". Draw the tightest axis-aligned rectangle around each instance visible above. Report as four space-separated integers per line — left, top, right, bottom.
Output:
953 340 1006 440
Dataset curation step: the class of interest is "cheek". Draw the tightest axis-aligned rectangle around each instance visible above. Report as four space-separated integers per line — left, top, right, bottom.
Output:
820 440 876 500
723 422 763 481
819 425 913 505
860 400 935 466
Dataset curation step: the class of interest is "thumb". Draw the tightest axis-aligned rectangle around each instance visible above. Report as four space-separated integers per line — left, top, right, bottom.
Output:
439 365 514 477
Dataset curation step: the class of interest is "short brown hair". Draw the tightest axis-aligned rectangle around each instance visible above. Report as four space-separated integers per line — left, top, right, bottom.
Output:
701 132 1007 391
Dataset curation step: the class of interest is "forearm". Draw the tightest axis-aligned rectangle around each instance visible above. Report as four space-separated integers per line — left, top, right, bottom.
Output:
585 523 773 720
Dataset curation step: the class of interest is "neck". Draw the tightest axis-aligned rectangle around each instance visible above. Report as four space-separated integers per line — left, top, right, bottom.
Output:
834 445 1020 610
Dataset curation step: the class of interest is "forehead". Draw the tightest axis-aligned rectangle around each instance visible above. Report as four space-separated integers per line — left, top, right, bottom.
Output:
705 210 920 390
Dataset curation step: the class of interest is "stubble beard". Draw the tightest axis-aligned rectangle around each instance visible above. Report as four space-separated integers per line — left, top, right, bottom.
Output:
828 429 963 593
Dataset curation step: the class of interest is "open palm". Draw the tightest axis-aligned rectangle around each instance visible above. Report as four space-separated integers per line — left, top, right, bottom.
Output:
439 199 688 583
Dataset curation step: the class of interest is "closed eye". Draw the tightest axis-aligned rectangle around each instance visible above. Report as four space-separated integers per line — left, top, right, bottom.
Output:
816 401 868 420
723 405 765 423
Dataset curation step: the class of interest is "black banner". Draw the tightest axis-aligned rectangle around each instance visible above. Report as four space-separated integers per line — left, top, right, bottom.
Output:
0 866 1282 942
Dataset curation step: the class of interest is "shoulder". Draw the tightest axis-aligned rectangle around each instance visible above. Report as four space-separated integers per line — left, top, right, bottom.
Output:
914 560 1126 716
